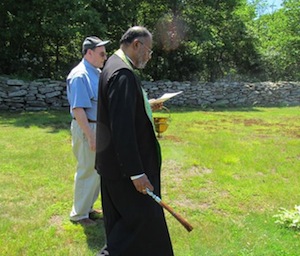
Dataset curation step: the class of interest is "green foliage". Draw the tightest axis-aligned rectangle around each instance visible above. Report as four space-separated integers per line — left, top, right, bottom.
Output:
253 0 300 81
0 0 108 79
0 0 299 81
274 206 300 230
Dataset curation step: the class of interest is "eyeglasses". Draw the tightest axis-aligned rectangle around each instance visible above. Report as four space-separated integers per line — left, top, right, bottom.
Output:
137 40 153 56
93 49 107 57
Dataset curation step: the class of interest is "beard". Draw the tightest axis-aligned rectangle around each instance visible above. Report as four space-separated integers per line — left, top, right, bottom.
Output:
135 51 148 69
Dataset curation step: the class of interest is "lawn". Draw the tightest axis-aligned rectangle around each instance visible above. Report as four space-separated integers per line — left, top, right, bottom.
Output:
0 106 299 256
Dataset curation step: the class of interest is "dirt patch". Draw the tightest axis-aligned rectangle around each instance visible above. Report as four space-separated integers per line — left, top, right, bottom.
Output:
164 135 182 142
49 215 63 226
194 117 300 138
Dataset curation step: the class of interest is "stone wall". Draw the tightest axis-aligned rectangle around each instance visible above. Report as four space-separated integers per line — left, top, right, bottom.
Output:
0 76 299 111
144 81 300 108
0 77 68 111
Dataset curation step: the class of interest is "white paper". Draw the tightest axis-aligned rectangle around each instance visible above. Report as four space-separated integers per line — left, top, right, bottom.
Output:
148 91 183 105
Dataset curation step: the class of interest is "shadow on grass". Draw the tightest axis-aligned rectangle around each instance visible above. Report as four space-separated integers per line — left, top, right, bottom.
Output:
166 106 264 113
83 219 107 254
166 105 300 113
0 107 262 135
0 110 71 133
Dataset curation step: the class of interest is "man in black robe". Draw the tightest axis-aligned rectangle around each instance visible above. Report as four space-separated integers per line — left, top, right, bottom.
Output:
95 26 174 256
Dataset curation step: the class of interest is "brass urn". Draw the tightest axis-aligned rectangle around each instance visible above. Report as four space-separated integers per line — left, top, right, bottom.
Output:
153 107 170 138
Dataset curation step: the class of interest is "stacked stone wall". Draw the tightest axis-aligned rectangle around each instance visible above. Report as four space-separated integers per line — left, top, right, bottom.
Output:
0 76 299 111
0 77 68 111
143 81 300 107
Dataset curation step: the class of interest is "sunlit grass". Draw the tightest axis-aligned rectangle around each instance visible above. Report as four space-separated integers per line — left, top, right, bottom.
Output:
1 107 300 255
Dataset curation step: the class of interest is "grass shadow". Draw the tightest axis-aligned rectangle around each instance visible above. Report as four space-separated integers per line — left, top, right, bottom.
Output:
0 110 71 133
83 219 107 254
164 105 264 113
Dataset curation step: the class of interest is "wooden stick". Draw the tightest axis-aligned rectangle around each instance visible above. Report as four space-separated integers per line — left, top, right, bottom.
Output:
146 188 193 232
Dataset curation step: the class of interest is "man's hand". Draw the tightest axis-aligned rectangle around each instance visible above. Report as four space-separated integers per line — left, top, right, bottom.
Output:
87 133 96 151
132 174 154 194
151 102 163 111
73 108 96 152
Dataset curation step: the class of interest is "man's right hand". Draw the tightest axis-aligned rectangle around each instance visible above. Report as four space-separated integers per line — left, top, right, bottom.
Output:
73 108 96 151
132 174 154 194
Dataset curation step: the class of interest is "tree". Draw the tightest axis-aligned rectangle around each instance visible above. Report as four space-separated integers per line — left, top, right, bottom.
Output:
0 0 107 79
253 0 300 81
0 0 298 81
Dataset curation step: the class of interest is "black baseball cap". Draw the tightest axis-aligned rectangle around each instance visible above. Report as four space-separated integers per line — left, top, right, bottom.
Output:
82 36 110 54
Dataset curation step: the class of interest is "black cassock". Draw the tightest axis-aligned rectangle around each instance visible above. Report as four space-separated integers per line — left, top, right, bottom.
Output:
96 52 174 256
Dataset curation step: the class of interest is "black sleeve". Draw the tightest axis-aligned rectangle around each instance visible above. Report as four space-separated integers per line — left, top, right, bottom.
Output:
107 69 144 176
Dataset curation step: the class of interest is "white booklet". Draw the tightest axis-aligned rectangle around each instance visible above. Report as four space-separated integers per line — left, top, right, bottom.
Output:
148 91 183 105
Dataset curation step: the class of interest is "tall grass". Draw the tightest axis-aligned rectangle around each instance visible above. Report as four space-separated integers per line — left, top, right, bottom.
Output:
0 107 299 255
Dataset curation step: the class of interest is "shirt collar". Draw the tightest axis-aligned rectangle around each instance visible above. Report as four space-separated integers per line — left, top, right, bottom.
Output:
82 58 101 75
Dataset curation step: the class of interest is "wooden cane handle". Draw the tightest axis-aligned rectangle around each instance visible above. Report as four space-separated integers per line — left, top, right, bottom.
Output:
160 201 193 232
146 188 193 232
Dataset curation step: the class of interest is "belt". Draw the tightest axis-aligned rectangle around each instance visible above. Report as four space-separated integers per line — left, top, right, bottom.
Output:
73 118 97 123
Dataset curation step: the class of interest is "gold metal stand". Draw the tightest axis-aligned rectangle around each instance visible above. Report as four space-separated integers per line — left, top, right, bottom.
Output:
153 106 170 138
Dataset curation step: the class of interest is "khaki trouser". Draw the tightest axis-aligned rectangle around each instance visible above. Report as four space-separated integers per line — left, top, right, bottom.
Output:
69 120 100 221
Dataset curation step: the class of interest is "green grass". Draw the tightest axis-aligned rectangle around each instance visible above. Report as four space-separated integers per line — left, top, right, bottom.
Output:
1 107 300 255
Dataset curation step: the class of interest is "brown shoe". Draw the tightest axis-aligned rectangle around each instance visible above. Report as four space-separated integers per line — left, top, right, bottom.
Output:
89 209 103 220
71 218 97 227
90 209 103 214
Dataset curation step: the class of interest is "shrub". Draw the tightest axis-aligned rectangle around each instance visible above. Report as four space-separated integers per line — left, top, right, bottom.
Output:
274 205 300 230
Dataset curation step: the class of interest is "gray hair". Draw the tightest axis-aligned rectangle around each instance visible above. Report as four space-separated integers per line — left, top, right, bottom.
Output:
120 26 152 45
